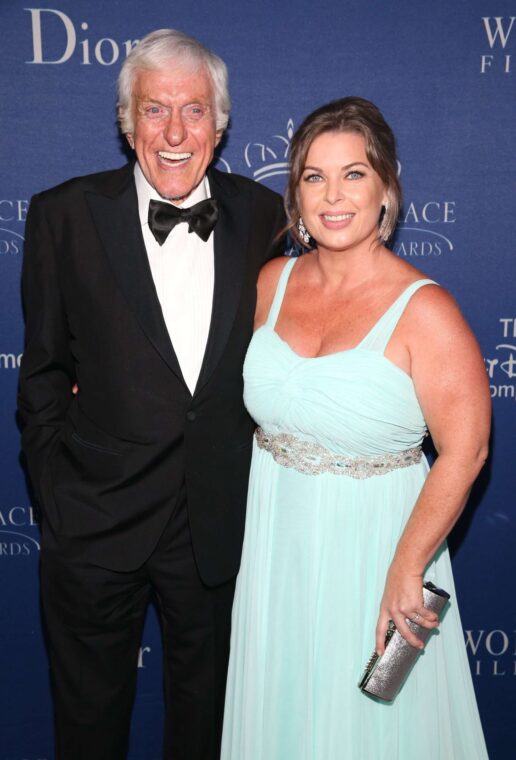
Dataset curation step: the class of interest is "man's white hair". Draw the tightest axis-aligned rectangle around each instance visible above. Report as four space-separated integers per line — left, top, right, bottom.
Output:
117 29 230 134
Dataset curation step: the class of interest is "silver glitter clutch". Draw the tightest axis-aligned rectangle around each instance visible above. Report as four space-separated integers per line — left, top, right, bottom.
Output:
359 581 450 702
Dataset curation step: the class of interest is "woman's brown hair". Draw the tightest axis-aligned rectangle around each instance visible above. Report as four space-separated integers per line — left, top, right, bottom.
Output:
285 96 402 247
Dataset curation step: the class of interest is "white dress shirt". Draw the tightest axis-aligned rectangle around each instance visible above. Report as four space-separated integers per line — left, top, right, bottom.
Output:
134 163 215 395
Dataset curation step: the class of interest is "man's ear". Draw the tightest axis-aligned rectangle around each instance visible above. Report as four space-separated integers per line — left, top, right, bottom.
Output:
126 133 135 150
215 129 224 148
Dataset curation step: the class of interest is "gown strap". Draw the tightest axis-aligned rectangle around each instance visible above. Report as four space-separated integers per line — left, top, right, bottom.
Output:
358 278 438 353
265 256 298 328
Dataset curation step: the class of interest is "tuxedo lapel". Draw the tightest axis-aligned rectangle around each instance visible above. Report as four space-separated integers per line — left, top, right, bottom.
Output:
85 165 187 387
194 169 251 395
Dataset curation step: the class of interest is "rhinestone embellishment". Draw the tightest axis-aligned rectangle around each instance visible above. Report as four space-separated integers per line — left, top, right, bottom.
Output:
255 427 422 478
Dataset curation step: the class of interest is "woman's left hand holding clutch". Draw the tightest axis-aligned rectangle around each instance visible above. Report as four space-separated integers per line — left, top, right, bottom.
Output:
375 561 439 655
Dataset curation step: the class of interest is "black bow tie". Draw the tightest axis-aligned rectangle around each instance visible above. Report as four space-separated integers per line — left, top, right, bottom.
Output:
148 197 219 245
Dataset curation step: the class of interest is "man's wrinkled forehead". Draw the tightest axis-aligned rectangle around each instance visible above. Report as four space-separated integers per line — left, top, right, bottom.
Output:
131 61 214 101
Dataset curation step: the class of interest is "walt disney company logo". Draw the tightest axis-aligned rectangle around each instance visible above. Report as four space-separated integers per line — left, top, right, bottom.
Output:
484 318 516 401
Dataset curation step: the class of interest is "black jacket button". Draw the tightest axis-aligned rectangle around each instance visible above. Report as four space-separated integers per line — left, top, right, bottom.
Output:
186 411 196 421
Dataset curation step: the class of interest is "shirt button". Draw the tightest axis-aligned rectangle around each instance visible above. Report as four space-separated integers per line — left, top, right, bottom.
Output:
186 411 196 422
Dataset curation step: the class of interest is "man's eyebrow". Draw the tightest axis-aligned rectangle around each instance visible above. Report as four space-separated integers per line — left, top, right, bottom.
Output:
136 97 210 106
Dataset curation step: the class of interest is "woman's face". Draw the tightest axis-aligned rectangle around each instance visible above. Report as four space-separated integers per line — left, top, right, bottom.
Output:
298 130 387 253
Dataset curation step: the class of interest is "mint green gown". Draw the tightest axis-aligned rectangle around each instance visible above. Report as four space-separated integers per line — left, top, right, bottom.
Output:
221 257 488 760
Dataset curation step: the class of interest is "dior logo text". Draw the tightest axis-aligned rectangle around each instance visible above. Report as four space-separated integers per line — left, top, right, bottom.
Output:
138 646 151 668
26 9 139 65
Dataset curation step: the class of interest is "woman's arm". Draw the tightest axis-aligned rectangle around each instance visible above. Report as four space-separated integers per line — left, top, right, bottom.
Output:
376 285 491 654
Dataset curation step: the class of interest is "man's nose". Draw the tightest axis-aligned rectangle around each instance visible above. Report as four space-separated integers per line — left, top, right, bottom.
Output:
163 110 186 145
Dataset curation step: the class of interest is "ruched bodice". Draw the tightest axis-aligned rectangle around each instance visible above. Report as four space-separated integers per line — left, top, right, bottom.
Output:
244 256 429 456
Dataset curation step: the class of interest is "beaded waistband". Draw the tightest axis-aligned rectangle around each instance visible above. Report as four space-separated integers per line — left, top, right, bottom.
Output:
255 427 422 479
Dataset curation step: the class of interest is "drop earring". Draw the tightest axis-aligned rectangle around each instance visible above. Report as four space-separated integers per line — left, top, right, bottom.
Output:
298 217 311 246
379 204 389 241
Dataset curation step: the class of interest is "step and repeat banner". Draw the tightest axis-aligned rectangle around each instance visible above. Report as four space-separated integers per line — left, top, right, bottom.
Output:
0 1 514 758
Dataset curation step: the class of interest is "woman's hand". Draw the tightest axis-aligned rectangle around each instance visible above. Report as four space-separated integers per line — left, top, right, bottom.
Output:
375 562 439 655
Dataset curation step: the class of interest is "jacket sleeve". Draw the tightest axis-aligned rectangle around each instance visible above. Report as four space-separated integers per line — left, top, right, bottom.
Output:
18 194 76 500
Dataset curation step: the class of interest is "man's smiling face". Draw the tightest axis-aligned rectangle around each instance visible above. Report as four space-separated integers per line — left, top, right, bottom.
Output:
128 65 223 203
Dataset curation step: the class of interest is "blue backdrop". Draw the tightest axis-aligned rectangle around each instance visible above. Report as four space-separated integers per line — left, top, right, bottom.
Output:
1 1 514 758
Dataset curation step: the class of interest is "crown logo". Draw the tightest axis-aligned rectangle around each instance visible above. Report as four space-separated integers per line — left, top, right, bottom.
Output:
213 154 232 173
244 119 294 182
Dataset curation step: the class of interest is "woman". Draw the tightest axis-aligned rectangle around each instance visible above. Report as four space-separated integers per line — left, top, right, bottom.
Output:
221 97 490 759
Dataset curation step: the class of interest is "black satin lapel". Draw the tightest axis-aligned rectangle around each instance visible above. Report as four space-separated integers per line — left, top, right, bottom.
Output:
195 176 250 395
85 181 186 385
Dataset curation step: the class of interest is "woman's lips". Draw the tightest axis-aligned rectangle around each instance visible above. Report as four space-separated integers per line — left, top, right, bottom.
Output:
319 212 354 228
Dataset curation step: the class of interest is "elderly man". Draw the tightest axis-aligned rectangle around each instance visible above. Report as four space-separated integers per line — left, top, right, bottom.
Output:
18 29 284 760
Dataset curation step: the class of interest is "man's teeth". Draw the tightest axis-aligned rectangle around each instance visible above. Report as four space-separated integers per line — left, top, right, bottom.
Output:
158 151 192 160
323 213 354 221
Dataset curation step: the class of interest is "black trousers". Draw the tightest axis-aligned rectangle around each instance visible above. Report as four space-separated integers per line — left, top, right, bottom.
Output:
40 496 235 760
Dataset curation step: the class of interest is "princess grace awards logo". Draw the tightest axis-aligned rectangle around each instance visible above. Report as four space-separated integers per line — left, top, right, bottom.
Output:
484 318 516 401
243 117 298 254
480 16 515 75
212 154 231 174
0 198 27 259
244 119 294 184
394 164 455 258
0 506 41 557
25 8 139 65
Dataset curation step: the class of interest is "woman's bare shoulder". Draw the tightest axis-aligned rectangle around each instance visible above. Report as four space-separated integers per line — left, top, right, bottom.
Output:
255 256 296 329
257 255 293 289
381 252 466 341
400 279 479 361
405 279 460 323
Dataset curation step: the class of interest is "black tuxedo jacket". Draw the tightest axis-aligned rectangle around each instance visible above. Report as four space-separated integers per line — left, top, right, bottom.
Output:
18 163 285 585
